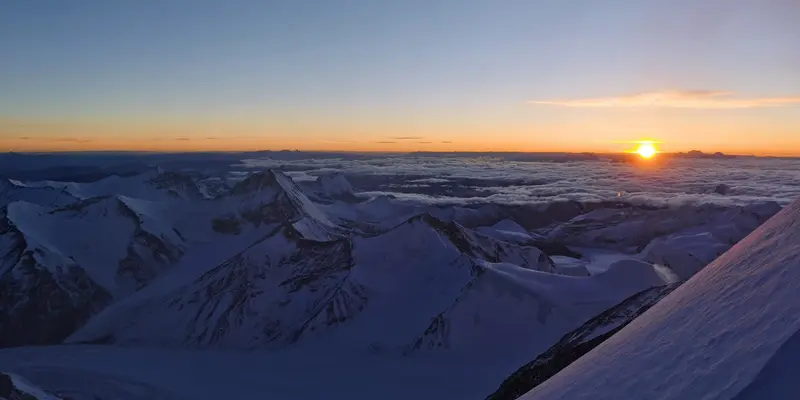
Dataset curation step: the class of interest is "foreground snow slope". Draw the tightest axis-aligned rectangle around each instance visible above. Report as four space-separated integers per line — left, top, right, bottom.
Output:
487 284 678 400
523 199 800 400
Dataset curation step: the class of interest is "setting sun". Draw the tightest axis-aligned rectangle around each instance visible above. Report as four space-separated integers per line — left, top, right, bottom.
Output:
635 142 658 159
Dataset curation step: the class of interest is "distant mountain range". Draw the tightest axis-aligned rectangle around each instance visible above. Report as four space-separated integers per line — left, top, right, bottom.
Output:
0 167 785 399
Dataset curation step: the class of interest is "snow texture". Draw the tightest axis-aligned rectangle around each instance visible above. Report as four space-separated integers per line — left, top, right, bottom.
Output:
522 199 800 400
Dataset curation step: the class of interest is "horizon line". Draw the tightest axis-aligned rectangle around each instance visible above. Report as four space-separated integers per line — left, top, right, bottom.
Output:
4 149 799 158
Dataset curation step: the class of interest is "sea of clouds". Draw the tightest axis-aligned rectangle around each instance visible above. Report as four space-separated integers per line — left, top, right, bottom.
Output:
239 155 800 207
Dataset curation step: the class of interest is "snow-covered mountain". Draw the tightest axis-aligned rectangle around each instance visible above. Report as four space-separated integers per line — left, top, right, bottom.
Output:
67 213 562 349
521 199 800 400
0 195 187 347
17 170 212 202
487 284 678 399
407 259 670 360
216 170 344 241
546 202 780 252
0 164 791 400
304 172 359 203
0 179 78 208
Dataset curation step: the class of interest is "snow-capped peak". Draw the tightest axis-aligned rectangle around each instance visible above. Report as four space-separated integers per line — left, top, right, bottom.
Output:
224 170 340 241
317 172 356 198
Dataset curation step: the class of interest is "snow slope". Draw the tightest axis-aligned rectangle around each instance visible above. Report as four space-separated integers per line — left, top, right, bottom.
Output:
546 202 780 252
19 170 207 202
3 197 185 294
487 284 678 400
218 170 343 241
312 172 358 202
67 214 564 350
0 179 78 208
522 199 800 400
0 196 188 347
407 259 669 360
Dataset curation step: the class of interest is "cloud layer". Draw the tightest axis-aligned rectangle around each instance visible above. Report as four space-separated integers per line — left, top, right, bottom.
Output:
531 90 800 109
239 155 800 207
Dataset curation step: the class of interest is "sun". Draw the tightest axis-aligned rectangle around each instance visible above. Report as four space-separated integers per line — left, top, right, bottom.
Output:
635 142 658 159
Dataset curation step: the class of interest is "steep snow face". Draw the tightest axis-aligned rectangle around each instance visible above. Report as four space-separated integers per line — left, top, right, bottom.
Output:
0 196 187 347
407 260 669 360
0 206 111 347
0 179 78 208
311 172 358 202
523 199 800 400
487 284 678 400
220 170 341 241
3 197 184 294
319 195 420 234
69 226 360 348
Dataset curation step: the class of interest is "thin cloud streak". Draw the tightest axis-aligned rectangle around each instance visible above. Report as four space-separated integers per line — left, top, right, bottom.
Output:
530 90 800 109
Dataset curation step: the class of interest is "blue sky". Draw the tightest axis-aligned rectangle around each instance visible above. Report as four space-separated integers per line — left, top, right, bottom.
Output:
1 0 798 153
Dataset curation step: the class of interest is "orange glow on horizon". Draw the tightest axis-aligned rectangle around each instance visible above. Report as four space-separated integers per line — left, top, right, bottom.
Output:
0 118 798 156
1 136 798 156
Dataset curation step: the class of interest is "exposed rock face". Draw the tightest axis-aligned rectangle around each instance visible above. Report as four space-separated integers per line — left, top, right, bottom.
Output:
0 260 111 348
147 171 204 200
0 208 112 348
486 284 678 400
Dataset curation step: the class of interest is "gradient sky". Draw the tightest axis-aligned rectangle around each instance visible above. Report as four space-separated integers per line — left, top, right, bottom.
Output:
2 0 799 154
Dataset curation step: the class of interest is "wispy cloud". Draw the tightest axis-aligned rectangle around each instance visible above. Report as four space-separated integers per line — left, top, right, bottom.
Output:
417 141 433 144
325 139 358 143
52 137 92 143
374 141 397 144
530 90 800 109
174 137 191 141
390 136 425 140
441 141 453 144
